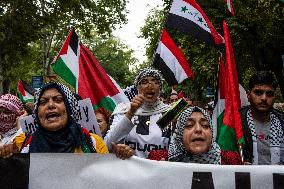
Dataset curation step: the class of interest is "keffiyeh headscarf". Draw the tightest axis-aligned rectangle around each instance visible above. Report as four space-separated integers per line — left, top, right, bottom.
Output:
0 94 23 134
134 68 163 90
29 82 85 152
168 106 221 164
113 68 169 116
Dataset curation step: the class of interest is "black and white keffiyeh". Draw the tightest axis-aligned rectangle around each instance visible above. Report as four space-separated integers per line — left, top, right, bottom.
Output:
168 106 221 164
246 109 283 164
113 68 169 116
29 82 85 153
33 82 80 122
134 68 163 90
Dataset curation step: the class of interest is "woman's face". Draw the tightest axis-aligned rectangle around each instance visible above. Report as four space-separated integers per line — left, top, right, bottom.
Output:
182 112 212 155
37 88 68 131
95 112 108 136
137 76 160 103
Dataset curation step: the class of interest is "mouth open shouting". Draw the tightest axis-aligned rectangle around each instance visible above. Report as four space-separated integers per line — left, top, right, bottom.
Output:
38 88 68 131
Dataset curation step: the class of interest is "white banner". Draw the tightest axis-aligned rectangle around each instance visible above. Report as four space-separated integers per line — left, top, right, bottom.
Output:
27 154 284 189
19 98 101 136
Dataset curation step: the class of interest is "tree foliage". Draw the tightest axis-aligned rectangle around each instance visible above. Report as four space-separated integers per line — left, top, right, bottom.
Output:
140 0 284 101
82 33 138 88
0 0 128 94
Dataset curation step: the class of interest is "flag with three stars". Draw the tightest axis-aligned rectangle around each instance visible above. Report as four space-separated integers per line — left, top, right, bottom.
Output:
165 0 223 46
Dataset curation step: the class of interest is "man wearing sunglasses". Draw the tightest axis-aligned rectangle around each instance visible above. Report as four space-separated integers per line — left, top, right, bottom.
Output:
240 71 284 165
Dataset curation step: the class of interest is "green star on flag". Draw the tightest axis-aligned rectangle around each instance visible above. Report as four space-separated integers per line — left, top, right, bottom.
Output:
197 17 203 23
181 6 188 13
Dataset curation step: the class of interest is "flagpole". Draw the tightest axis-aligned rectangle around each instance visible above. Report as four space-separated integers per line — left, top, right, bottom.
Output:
238 144 245 164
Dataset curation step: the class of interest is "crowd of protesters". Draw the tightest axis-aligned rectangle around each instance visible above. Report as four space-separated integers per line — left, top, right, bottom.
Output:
0 68 283 165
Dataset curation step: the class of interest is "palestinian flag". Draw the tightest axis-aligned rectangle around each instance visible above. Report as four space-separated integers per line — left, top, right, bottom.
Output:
225 0 234 16
153 29 193 86
165 0 224 46
212 22 249 164
52 28 129 112
212 57 248 150
17 80 36 104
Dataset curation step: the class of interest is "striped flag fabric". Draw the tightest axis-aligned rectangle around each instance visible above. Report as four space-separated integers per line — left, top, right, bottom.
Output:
212 57 249 150
212 22 249 164
52 28 129 112
225 0 234 16
222 20 244 146
153 29 193 86
17 80 36 104
165 0 224 46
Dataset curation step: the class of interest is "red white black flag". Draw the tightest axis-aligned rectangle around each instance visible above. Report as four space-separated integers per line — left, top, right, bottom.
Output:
153 29 193 86
165 0 223 45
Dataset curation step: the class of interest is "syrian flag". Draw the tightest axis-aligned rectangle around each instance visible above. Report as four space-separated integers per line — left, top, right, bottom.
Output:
17 80 36 104
153 29 193 86
212 22 249 164
225 0 234 16
166 0 224 46
52 28 129 112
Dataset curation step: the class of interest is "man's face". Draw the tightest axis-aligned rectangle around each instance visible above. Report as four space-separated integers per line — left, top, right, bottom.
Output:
38 88 68 131
137 76 160 103
247 85 276 113
182 112 212 155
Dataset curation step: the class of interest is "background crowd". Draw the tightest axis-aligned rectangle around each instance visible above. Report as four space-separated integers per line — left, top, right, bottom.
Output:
0 68 283 165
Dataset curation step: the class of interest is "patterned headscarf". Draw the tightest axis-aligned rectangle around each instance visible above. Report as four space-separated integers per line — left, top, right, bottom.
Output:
134 68 163 90
29 82 84 152
168 106 221 164
0 94 23 134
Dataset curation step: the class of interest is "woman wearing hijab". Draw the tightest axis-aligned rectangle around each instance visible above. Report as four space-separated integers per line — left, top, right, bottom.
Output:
168 106 221 164
0 94 24 145
0 82 108 157
104 68 171 159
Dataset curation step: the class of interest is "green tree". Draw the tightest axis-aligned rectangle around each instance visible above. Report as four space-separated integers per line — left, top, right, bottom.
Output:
140 0 284 101
82 33 138 88
0 0 128 94
0 0 42 94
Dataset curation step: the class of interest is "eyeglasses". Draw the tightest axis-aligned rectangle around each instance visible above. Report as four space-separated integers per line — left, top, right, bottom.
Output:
139 79 159 86
252 89 275 97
